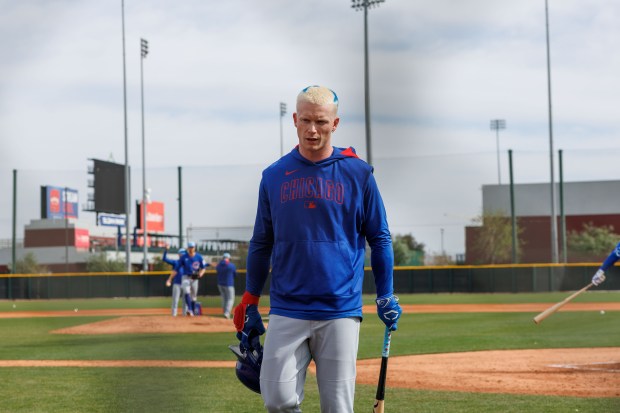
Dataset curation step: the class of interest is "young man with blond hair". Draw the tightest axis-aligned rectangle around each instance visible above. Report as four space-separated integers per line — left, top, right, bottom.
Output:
234 85 401 412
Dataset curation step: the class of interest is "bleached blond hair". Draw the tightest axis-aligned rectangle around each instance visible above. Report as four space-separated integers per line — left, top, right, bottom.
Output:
297 85 339 113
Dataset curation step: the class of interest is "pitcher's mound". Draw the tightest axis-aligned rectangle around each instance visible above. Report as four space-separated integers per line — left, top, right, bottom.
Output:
52 315 237 334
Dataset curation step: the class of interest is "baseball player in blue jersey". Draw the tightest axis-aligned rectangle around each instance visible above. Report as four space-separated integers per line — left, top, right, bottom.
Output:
180 241 208 316
216 252 237 319
163 247 186 316
591 241 620 286
233 85 402 412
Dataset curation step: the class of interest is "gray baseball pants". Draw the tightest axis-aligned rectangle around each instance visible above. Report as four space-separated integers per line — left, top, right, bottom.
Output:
170 283 182 316
217 285 235 317
260 314 360 413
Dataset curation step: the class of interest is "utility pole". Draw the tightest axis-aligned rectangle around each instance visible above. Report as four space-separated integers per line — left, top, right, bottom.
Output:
490 119 506 184
351 0 385 166
140 38 149 271
544 0 559 263
279 102 287 157
121 0 131 271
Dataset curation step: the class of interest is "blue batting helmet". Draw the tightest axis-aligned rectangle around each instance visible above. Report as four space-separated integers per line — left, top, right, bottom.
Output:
229 330 262 394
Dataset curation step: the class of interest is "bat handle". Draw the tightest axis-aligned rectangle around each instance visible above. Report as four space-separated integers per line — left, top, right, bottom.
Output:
382 326 392 358
374 326 392 411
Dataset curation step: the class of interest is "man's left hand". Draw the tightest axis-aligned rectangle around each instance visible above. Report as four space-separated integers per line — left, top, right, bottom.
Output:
376 294 402 331
592 269 606 286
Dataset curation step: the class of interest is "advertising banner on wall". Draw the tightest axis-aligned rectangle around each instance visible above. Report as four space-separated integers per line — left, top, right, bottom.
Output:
41 186 79 219
137 201 165 233
74 228 90 250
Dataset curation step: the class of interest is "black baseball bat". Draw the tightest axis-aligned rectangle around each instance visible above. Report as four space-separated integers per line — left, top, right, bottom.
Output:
373 326 392 413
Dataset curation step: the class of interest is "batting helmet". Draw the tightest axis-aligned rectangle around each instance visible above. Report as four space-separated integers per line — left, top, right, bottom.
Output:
229 329 263 394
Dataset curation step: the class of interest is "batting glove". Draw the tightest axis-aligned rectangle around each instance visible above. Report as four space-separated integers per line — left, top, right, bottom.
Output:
233 292 265 349
592 269 606 286
376 293 402 331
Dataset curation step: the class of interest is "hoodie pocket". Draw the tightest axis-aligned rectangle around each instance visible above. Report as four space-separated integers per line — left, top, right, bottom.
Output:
272 240 354 297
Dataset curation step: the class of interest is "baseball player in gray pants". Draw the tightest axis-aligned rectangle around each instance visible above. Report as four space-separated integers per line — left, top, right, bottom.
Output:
234 86 402 412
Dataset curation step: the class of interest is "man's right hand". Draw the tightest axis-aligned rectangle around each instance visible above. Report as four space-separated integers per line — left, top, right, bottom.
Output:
233 292 265 349
592 269 606 286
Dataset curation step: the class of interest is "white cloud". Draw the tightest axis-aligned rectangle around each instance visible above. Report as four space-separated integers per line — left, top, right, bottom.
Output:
1 0 619 256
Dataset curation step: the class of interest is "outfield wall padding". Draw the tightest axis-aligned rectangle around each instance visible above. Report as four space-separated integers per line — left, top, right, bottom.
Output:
1 265 617 299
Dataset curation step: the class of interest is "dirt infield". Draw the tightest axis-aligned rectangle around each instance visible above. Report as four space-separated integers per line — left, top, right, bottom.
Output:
51 314 237 334
2 303 619 397
356 348 620 397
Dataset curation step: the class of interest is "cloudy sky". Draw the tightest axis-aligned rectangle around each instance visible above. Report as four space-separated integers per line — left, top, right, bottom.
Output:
1 0 619 258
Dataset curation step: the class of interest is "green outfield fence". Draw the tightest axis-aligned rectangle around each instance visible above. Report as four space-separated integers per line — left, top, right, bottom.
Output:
0 264 617 300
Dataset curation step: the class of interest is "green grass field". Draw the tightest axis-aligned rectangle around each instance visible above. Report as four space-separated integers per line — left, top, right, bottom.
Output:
1 293 619 412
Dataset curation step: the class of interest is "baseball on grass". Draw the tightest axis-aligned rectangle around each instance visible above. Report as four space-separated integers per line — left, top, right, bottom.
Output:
74 308 78 312
600 310 605 315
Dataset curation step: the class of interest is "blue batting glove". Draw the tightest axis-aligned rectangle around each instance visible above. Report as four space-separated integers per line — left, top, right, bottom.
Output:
235 304 265 350
376 294 402 331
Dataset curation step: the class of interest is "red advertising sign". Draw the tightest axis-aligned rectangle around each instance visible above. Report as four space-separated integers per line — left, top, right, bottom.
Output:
50 188 61 214
74 228 90 250
139 201 165 233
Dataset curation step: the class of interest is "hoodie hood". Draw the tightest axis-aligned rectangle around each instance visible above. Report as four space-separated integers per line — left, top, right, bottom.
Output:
290 145 361 167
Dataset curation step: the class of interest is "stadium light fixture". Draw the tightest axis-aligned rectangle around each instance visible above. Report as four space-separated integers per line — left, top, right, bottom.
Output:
351 0 385 166
490 119 506 185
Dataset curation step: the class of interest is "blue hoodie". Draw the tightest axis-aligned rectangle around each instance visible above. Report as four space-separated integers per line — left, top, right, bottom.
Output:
162 250 184 285
600 242 620 271
246 146 394 320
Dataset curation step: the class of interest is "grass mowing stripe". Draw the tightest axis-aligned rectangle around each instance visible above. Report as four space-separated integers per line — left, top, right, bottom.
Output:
2 291 619 312
1 312 618 360
0 368 617 413
1 294 619 412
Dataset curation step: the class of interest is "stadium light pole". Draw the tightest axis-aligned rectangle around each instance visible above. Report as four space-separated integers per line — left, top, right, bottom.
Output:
11 170 17 278
121 0 131 272
140 38 149 271
544 0 559 263
440 228 445 256
279 102 287 157
490 119 506 185
351 0 385 166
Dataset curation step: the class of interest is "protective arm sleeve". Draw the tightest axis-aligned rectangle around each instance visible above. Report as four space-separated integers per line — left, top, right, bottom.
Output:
162 250 175 266
363 172 394 298
600 242 620 271
245 179 273 296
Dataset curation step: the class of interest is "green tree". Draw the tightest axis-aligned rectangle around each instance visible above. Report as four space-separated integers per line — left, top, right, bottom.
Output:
86 253 126 272
567 222 618 261
15 252 48 274
234 243 249 269
426 252 454 265
392 234 425 266
152 256 169 271
396 234 425 252
392 238 410 265
470 210 523 264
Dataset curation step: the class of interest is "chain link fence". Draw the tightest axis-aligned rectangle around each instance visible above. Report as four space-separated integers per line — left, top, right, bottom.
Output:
1 148 618 273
